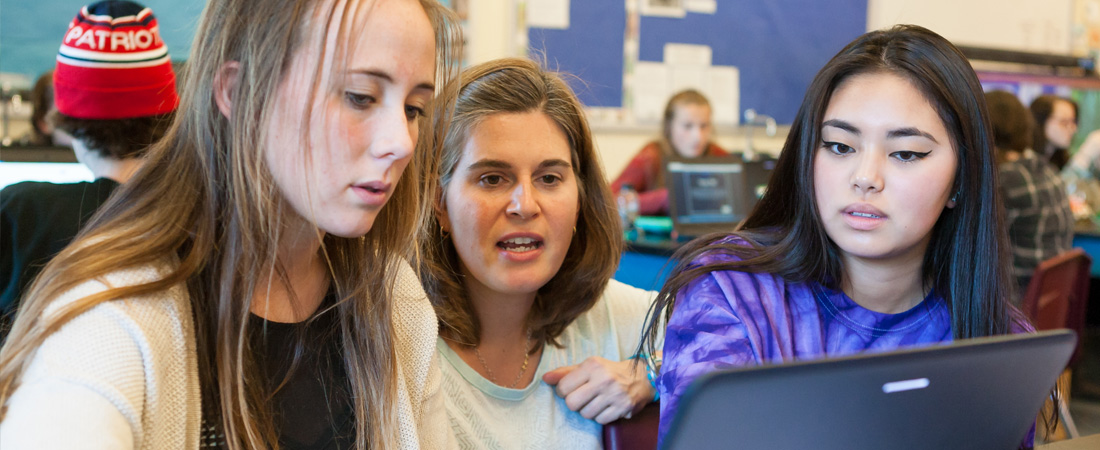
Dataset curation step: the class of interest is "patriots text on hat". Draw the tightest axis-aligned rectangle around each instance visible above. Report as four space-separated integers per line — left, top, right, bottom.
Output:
53 0 178 120
64 24 163 52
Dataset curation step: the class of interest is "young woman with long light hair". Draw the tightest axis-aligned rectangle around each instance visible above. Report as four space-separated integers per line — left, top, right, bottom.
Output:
0 0 460 448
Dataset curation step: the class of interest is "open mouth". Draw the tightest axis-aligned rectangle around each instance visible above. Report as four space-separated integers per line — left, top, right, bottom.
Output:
497 237 543 253
848 211 882 219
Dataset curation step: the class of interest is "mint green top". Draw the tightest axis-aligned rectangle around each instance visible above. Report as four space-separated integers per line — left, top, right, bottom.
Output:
437 280 657 450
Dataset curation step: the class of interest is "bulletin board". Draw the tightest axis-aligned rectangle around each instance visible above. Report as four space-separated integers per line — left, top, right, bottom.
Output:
526 0 867 124
528 1 626 108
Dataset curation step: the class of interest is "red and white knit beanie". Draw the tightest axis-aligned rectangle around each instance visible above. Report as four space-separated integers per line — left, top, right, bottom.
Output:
54 0 178 120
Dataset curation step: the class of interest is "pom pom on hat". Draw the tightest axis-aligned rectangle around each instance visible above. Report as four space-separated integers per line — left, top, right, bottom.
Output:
54 0 178 120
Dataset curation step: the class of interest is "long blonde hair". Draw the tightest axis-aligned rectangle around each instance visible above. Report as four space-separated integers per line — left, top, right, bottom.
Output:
0 1 461 449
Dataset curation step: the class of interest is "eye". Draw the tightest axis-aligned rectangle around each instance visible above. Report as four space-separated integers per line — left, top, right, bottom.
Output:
538 174 562 185
405 105 425 121
891 150 931 162
479 174 505 187
822 141 854 155
345 92 375 110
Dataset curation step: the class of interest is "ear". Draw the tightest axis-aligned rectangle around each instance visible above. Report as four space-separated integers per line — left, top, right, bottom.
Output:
213 61 241 119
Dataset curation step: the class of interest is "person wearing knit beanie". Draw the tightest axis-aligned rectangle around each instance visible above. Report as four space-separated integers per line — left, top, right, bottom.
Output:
52 0 178 164
1 0 178 337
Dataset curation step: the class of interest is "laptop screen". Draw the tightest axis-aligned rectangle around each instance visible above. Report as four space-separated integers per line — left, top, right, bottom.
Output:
662 330 1076 450
668 161 743 225
666 157 774 237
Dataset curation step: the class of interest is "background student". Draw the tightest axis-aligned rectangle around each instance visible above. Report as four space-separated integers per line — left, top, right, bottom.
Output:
1030 95 1079 171
418 58 658 449
19 70 72 147
1 2 177 338
640 25 1034 446
0 0 460 448
610 89 729 215
986 90 1074 300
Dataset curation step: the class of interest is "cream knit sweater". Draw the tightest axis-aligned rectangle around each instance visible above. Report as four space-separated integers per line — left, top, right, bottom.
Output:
0 259 449 449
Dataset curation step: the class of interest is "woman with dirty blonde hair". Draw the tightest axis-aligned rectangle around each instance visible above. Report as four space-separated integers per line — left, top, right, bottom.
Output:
420 58 659 449
0 0 461 448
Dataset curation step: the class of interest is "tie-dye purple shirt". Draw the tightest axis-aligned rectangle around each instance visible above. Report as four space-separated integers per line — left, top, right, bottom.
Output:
657 244 954 442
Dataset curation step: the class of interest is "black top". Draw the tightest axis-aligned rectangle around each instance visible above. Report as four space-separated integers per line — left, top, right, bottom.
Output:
202 300 356 449
0 178 120 339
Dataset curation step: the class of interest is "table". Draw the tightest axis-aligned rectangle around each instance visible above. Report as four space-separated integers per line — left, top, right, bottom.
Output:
613 234 681 291
1035 433 1100 449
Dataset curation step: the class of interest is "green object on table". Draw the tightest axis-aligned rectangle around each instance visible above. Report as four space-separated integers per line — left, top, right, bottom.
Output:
634 216 673 234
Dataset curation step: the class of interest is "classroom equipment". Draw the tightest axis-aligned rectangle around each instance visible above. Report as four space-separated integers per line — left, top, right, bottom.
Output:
662 330 1077 450
665 156 774 238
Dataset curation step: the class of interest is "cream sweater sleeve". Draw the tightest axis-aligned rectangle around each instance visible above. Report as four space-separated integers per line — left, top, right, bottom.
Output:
0 265 201 450
391 259 452 450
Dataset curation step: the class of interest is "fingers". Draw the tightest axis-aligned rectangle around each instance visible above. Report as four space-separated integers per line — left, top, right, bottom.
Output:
589 393 636 424
561 372 633 423
552 363 592 398
562 376 600 411
542 364 577 385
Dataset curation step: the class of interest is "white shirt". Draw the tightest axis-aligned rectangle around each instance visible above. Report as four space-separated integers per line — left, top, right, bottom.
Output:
439 280 657 450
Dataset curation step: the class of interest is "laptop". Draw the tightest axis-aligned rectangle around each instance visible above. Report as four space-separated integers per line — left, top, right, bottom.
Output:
662 329 1077 450
665 156 775 238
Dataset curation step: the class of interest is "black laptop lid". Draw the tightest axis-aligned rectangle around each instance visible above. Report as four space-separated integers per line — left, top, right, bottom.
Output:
662 330 1076 450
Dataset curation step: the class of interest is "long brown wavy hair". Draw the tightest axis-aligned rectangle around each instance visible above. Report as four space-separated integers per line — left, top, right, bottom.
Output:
0 1 461 449
418 58 622 349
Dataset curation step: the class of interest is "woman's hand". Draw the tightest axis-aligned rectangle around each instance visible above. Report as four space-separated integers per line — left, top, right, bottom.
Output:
542 356 655 424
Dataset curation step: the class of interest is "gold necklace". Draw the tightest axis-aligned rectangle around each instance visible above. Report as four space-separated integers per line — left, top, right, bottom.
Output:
474 328 533 389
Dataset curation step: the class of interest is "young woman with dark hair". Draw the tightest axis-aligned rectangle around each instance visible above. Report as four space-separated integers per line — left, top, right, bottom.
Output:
1030 95 1078 170
640 25 1032 445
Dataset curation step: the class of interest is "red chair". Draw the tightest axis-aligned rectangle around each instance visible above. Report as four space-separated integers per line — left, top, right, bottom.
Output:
603 401 660 450
1020 248 1091 366
1019 248 1092 439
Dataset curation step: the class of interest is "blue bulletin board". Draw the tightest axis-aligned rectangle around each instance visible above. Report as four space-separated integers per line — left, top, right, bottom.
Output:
528 0 867 123
528 1 626 108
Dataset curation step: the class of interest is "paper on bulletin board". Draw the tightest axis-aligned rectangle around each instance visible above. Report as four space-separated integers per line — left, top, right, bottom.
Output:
632 61 671 122
707 66 739 126
663 43 712 66
527 0 570 30
630 58 739 127
640 0 686 18
684 0 717 14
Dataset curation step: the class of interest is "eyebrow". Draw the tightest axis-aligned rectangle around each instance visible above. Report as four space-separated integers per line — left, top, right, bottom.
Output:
349 69 435 92
821 119 939 144
466 158 573 171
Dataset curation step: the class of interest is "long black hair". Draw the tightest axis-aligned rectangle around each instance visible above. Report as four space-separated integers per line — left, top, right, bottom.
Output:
641 25 1020 358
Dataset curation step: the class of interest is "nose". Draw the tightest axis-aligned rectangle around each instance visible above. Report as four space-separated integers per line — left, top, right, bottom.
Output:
506 182 540 219
851 150 884 194
370 104 416 161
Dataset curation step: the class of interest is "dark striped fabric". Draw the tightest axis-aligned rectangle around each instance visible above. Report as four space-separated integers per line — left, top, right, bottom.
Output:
998 150 1075 297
